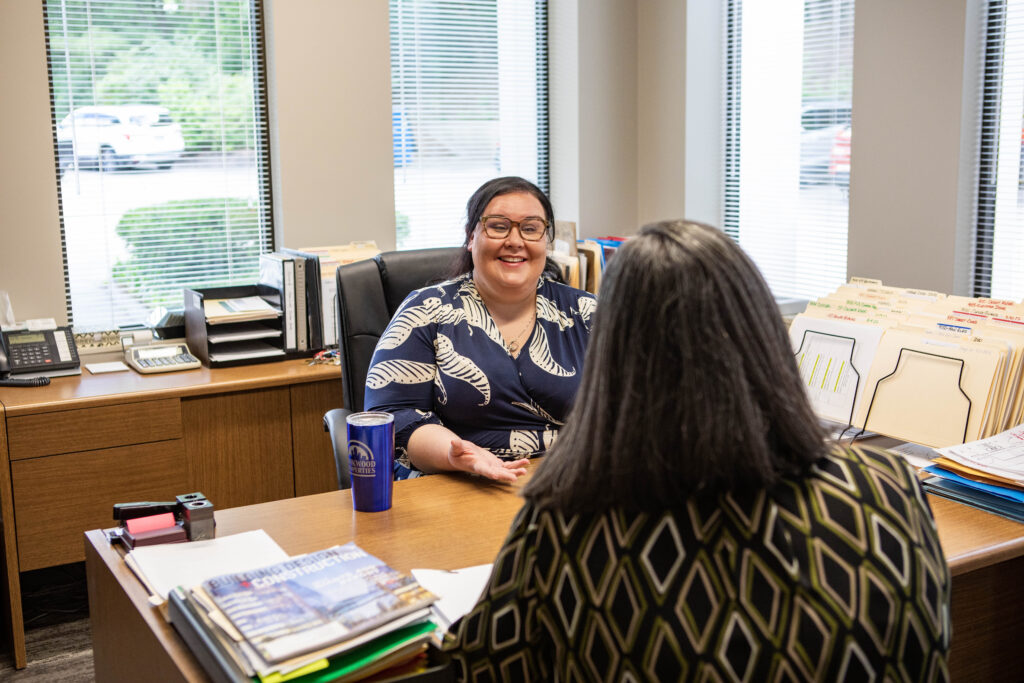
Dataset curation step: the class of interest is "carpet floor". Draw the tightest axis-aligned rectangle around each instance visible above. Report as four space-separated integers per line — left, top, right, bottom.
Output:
0 563 94 682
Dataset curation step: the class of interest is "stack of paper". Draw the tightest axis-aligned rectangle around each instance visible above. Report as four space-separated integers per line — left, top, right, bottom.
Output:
790 277 1024 448
921 425 1024 522
203 296 281 325
299 242 383 347
166 542 438 682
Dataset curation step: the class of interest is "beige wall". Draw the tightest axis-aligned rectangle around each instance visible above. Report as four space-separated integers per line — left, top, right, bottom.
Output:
637 0 687 227
578 1 639 239
265 0 395 252
0 3 66 323
847 0 974 293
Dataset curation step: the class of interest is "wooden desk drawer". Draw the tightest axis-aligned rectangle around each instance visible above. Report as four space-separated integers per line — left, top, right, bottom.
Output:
6 398 182 460
12 439 188 571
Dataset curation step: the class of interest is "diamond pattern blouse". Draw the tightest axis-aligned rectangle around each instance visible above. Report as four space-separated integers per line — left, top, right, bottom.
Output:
445 444 952 682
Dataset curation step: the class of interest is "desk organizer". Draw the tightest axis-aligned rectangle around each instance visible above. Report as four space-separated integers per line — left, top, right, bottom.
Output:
184 285 289 368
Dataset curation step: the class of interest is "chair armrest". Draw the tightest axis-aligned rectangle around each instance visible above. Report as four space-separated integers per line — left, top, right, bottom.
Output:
323 408 353 490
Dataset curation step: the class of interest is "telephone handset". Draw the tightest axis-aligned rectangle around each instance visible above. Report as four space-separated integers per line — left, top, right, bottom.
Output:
0 326 80 387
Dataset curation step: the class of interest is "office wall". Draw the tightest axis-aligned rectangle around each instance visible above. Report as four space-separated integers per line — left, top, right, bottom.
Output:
548 0 581 226
637 0 687 227
0 3 66 324
264 0 395 252
0 1 396 324
848 0 975 293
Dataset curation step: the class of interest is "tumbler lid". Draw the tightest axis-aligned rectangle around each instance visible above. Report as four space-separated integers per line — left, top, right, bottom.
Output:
346 411 395 426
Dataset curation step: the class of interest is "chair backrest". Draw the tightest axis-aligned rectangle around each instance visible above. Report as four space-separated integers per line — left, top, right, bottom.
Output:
335 246 463 413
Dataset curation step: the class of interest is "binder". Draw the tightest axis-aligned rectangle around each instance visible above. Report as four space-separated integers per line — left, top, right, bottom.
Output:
258 253 297 352
282 247 324 351
291 255 308 352
168 587 250 683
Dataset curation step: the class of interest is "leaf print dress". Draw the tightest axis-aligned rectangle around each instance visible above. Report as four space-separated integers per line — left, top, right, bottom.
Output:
364 273 597 479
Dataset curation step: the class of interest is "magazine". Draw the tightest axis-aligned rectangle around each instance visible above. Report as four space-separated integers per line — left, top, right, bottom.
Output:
201 543 436 664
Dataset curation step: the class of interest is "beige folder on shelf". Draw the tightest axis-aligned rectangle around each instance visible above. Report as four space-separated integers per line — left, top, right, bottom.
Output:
853 328 1005 448
575 240 603 294
548 251 580 289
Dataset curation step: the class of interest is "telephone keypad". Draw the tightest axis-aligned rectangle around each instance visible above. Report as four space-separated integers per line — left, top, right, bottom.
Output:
11 342 56 368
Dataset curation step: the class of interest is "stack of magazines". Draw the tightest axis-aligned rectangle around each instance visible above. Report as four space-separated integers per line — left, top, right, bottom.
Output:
922 424 1024 523
167 542 439 683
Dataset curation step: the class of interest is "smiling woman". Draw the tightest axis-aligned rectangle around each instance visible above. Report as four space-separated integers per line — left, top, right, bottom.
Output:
365 176 597 483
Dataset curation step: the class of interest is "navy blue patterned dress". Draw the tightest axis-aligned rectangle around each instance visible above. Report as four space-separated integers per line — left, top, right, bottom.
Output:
364 273 596 479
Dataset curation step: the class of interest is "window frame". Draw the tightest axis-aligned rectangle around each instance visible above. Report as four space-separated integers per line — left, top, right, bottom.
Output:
43 0 276 331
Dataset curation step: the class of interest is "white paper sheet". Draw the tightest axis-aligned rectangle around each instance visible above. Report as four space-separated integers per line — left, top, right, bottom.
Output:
412 564 493 629
126 529 288 600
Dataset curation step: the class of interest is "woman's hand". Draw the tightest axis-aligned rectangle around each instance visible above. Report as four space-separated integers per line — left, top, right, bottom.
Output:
447 438 529 483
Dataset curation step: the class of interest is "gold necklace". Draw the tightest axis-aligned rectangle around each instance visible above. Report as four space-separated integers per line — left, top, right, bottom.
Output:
505 311 536 355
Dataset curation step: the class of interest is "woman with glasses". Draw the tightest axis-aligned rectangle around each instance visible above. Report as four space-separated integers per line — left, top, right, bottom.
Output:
365 176 596 482
446 220 951 680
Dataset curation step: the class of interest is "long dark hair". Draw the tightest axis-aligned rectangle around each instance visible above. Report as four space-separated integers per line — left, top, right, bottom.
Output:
525 220 826 513
448 176 555 278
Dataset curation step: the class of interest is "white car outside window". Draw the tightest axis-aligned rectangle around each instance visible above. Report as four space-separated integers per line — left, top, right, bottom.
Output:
57 105 185 172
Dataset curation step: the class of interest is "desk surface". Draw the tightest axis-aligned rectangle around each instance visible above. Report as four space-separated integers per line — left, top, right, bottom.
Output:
0 358 338 416
86 468 530 682
85 462 1024 682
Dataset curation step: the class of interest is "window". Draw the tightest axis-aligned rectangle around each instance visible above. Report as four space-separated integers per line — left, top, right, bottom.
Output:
390 0 549 250
45 0 274 332
722 0 854 300
974 0 1024 298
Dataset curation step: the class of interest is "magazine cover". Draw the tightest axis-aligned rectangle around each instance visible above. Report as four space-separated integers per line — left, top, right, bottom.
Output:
202 543 436 663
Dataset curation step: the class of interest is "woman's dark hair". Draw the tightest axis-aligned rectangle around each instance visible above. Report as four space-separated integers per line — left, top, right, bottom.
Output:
525 220 826 513
448 176 555 278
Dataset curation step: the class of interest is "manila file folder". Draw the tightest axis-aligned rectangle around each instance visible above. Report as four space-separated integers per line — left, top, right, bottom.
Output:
853 329 1003 448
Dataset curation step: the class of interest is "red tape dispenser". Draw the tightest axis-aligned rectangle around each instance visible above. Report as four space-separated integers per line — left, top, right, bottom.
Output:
111 492 215 549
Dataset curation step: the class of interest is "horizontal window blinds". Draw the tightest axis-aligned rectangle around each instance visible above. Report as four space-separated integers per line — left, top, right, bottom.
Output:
44 0 273 332
390 0 549 250
723 0 853 301
975 0 1024 299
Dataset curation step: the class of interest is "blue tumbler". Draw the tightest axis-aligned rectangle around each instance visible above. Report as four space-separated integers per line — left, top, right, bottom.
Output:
346 412 395 512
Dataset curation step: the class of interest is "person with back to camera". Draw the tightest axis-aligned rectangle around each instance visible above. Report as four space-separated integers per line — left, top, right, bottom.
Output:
446 220 952 681
364 176 596 482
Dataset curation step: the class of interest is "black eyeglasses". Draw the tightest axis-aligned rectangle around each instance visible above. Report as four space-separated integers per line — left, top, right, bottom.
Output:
479 215 550 242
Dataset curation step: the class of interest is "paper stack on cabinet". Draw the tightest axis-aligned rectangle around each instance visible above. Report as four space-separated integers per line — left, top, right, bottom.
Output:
920 424 1024 522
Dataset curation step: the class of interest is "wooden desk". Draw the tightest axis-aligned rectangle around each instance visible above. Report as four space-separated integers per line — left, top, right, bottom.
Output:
0 359 341 668
84 466 1024 682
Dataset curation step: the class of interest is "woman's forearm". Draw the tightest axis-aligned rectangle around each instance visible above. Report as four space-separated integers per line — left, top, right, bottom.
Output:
406 423 463 473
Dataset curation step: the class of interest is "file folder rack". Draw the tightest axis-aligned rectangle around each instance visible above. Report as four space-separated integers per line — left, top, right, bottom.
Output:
854 347 972 445
184 285 286 368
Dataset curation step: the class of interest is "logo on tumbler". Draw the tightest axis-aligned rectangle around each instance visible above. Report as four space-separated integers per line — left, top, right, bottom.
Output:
348 439 376 478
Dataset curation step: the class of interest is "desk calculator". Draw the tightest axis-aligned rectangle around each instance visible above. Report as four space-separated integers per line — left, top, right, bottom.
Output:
125 343 201 374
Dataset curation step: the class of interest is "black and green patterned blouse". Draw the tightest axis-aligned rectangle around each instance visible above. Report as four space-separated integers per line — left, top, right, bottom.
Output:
446 444 951 682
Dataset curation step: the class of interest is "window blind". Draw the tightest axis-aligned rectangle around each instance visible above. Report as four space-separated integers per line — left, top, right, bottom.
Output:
975 0 1024 298
44 0 274 332
390 0 549 250
722 0 853 301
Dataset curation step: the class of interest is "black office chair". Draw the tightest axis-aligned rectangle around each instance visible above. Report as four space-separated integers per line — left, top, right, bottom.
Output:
323 247 463 489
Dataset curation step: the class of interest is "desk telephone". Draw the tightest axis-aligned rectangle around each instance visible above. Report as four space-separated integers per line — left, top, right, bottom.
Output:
0 326 80 387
